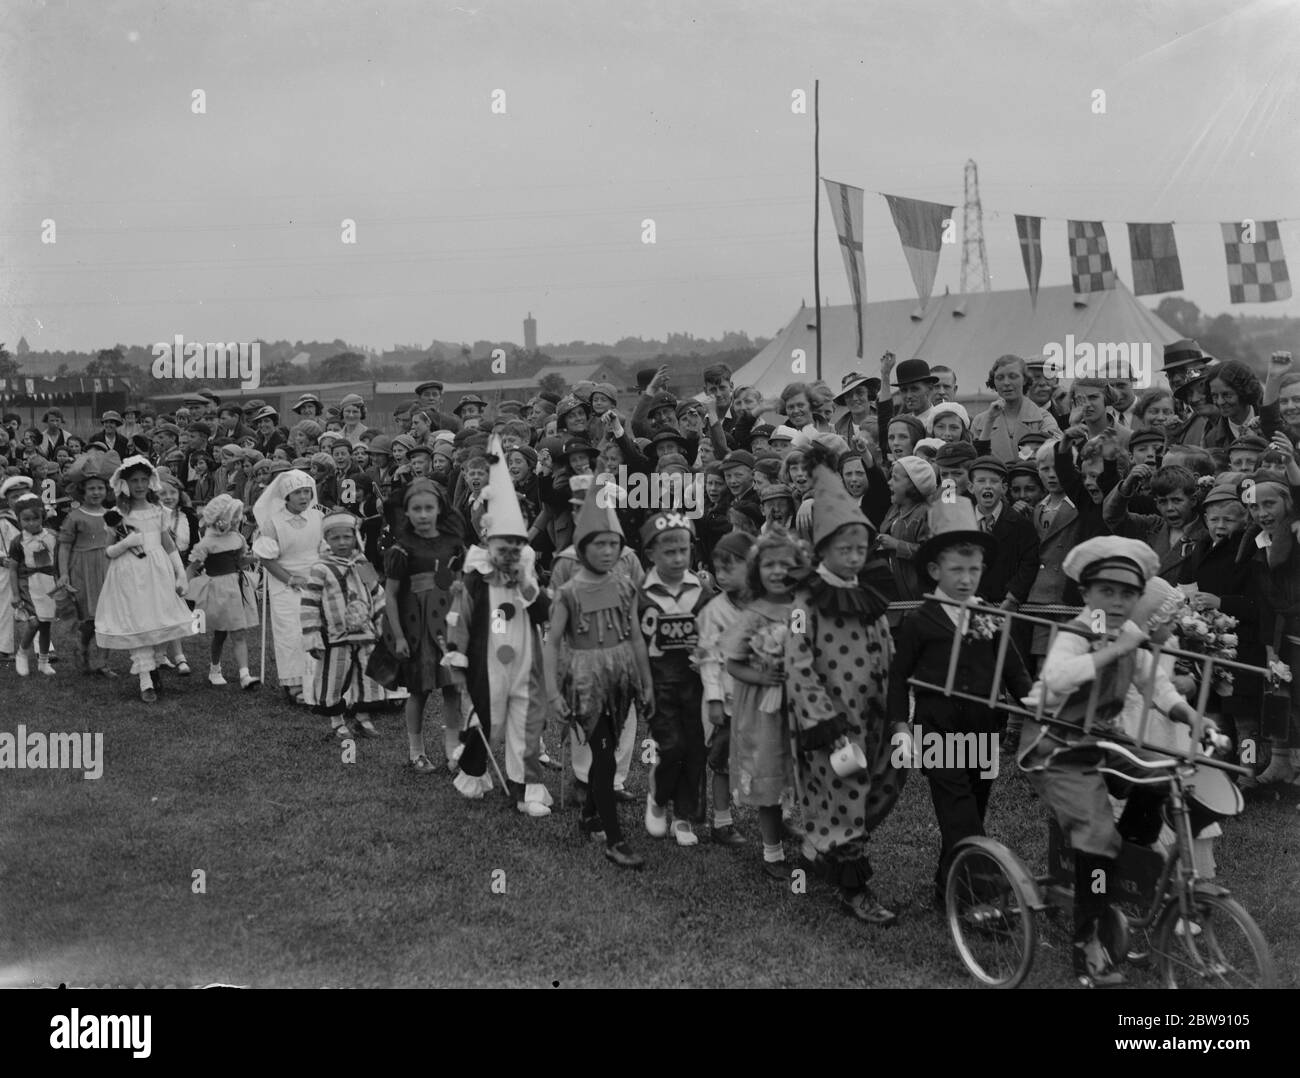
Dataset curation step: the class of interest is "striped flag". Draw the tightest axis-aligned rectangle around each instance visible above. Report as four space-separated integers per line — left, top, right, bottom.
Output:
1015 215 1043 308
823 179 868 358
1128 222 1183 296
1221 220 1291 303
884 193 954 308
1067 220 1117 293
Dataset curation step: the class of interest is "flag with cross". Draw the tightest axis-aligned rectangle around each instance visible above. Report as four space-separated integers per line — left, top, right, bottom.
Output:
823 178 868 358
1015 214 1043 308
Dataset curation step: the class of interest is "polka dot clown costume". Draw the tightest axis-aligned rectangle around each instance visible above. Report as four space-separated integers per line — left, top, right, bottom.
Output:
783 438 908 925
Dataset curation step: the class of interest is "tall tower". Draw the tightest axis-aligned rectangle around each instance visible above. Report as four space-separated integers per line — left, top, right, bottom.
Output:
524 311 537 352
960 159 991 295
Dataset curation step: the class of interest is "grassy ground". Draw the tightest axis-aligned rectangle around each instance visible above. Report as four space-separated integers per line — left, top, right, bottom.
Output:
1 622 1297 989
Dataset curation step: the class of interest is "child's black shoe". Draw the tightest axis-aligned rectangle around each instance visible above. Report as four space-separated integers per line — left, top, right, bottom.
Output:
604 842 644 870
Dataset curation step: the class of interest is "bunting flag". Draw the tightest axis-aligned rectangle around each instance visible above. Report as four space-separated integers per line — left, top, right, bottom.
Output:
1128 222 1183 296
1015 214 1043 308
1067 220 1117 293
1221 220 1291 303
823 178 868 358
883 193 953 307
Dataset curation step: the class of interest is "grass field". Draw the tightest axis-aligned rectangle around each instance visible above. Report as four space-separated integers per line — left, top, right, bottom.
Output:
2 623 1297 989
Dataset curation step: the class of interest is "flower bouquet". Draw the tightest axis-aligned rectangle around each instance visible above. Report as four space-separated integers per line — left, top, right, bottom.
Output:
1172 604 1239 696
103 508 147 559
965 612 1001 642
749 621 789 713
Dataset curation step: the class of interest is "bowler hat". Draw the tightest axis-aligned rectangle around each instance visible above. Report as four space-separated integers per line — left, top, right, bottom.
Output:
892 359 940 387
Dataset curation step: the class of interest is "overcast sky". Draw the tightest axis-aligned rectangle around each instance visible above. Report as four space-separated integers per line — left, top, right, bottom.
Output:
2 0 1297 353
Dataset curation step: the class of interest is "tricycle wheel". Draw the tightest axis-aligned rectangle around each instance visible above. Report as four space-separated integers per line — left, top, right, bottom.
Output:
946 838 1039 988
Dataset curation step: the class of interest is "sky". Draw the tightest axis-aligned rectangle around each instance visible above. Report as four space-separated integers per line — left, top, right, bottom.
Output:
1 0 1297 354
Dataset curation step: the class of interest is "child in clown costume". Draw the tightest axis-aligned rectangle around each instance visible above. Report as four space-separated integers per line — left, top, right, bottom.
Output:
252 469 324 705
784 437 908 926
442 436 554 816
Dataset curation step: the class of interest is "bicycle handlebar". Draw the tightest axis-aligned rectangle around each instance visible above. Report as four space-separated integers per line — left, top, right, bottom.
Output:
1091 739 1253 781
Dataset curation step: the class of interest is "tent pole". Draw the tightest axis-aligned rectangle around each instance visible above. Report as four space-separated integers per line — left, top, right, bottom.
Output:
813 79 822 383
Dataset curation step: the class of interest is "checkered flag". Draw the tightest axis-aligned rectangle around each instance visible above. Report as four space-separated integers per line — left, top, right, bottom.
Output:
1068 220 1117 293
1221 220 1291 303
1127 222 1183 296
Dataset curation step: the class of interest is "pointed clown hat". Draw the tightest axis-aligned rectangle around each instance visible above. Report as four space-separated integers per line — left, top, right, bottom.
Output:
801 434 872 551
915 493 996 568
572 474 624 552
478 434 529 541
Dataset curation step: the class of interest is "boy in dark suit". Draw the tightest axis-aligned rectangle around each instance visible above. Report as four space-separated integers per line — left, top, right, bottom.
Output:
889 496 1033 904
968 456 1039 611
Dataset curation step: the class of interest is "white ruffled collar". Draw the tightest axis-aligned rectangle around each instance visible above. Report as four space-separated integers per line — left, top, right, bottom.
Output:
816 563 856 589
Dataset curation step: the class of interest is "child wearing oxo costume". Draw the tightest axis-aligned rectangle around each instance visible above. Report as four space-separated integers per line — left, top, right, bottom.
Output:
443 435 554 817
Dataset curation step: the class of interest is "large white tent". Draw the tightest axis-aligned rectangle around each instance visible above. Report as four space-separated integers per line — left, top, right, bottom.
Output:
732 282 1182 406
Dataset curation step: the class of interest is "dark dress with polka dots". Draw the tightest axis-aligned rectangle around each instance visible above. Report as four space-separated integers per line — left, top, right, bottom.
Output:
383 531 465 694
785 573 907 886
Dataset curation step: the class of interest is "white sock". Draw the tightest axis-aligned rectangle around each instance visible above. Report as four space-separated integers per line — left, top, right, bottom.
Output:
714 809 733 828
138 671 152 690
239 667 250 678
763 842 785 863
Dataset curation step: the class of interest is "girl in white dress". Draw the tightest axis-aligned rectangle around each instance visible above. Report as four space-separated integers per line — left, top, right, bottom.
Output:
95 456 196 703
187 493 261 689
252 468 324 704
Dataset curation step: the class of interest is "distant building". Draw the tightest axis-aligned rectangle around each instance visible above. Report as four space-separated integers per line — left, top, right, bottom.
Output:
524 312 537 352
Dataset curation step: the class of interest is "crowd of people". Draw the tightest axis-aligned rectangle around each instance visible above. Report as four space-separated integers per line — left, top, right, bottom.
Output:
2 339 1298 987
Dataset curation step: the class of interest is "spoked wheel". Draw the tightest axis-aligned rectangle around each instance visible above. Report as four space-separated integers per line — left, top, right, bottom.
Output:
946 839 1040 988
1152 892 1277 988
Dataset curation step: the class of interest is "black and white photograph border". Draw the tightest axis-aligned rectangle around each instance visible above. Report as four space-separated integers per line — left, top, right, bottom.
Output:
1 0 1298 994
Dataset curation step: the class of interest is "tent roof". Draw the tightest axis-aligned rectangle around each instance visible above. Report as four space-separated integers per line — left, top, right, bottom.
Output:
733 282 1181 405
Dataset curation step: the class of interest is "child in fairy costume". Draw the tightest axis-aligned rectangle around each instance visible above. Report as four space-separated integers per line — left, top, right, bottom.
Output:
544 478 655 870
